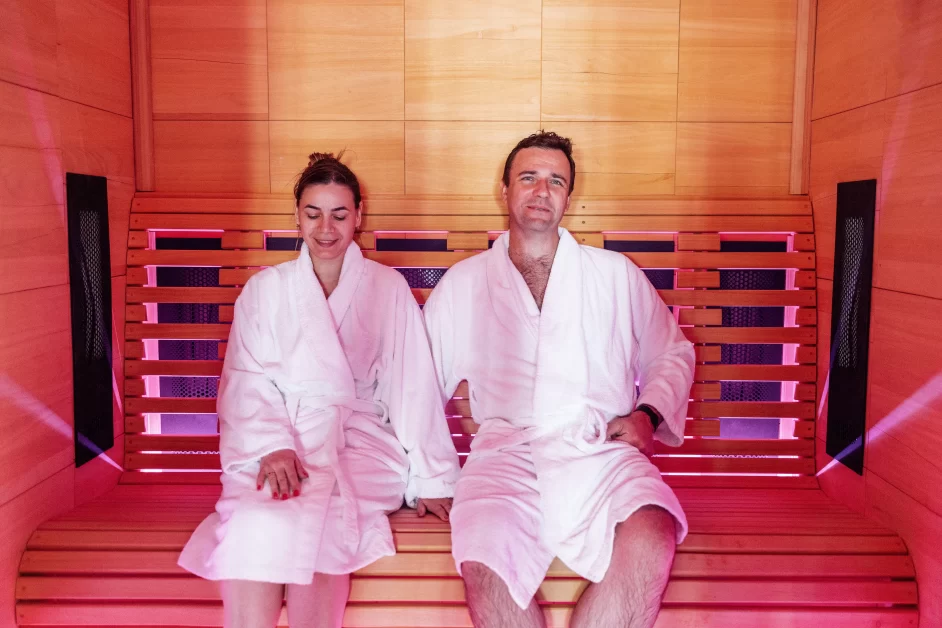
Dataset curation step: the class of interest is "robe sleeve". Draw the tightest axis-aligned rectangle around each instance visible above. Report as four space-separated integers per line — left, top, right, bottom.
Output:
380 278 461 508
217 279 296 474
422 275 463 402
625 261 696 447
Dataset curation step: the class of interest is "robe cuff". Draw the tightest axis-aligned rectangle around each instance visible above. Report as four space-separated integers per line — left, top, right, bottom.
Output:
635 393 685 447
405 475 458 509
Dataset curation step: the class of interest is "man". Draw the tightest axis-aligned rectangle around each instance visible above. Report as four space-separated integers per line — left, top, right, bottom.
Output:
423 131 695 627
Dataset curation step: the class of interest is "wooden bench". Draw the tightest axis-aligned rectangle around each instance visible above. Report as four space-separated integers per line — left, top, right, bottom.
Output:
15 195 920 626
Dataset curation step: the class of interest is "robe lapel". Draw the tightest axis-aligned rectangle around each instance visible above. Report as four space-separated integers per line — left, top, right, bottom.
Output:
293 243 356 399
487 232 540 342
532 229 589 421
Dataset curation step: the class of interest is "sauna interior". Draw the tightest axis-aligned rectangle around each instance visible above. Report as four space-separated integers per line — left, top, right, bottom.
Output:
1 0 940 626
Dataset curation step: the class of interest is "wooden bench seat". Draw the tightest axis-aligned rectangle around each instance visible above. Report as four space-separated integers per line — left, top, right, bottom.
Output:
14 194 921 626
17 485 918 627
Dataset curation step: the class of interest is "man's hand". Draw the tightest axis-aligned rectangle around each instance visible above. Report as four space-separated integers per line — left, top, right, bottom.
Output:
256 448 309 500
606 411 656 457
416 497 453 522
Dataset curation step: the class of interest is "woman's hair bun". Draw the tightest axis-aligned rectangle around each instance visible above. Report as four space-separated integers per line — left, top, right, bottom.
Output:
307 150 346 167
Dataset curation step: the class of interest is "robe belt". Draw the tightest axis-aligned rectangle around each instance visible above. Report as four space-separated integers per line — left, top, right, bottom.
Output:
474 407 610 455
287 395 388 550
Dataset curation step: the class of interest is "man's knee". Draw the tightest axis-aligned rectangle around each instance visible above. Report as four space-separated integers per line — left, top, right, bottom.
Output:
461 560 498 590
615 506 677 552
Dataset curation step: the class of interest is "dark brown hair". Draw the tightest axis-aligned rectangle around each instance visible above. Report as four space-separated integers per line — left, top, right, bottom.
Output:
502 131 576 194
293 151 362 207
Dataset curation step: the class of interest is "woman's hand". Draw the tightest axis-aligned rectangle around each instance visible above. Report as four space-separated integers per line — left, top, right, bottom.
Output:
606 411 656 457
416 497 453 522
256 449 309 499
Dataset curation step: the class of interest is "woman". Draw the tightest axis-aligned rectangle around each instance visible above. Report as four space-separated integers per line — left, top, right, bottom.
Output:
178 153 460 627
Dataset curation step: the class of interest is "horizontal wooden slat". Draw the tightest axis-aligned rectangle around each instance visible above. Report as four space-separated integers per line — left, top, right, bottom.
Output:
124 286 816 308
353 232 376 250
796 345 817 363
690 383 721 399
125 305 147 322
127 249 815 270
696 345 722 362
126 267 149 285
125 415 145 433
127 231 148 249
125 360 222 376
220 231 263 249
445 232 488 251
132 195 812 216
677 271 719 288
125 341 145 359
695 365 817 381
124 379 146 397
573 233 604 247
688 401 814 419
794 383 816 401
126 324 817 344
219 305 234 323
218 268 258 286
131 213 815 234
794 270 816 288
677 234 721 251
685 327 815 344
793 233 815 251
795 307 817 326
679 309 723 326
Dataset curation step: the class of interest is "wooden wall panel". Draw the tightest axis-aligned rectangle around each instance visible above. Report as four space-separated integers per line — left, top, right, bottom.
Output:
549 122 675 195
0 468 73 628
883 0 942 100
59 101 135 186
154 121 270 193
150 0 268 118
269 121 405 195
405 0 540 121
0 0 58 93
812 0 888 120
679 0 796 122
0 285 74 506
0 204 67 295
54 0 132 116
675 122 791 194
541 0 678 122
875 84 942 299
267 0 404 121
808 101 886 280
866 289 942 516
405 121 536 195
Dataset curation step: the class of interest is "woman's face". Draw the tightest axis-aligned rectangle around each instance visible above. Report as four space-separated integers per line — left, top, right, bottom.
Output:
296 182 361 262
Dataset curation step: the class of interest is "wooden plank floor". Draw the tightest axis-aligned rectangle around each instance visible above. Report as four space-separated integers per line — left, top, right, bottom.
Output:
16 484 919 627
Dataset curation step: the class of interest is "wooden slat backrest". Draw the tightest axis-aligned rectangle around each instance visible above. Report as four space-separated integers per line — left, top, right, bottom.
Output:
123 195 817 489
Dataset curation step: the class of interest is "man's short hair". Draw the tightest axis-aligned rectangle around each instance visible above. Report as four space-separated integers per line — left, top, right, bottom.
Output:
502 131 576 194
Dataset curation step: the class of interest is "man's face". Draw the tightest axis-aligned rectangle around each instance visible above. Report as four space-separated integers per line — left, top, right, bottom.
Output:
501 147 572 236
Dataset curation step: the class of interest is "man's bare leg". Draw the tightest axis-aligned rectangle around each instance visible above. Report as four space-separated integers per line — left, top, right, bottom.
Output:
569 506 676 628
285 573 351 628
462 561 545 628
221 580 284 628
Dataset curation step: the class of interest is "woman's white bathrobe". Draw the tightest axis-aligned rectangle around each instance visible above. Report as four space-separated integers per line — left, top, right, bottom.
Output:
423 229 695 608
178 243 460 583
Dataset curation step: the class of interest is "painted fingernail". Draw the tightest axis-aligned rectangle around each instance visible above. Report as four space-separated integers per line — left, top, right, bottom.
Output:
281 493 288 500
256 484 261 491
293 489 300 497
272 493 278 499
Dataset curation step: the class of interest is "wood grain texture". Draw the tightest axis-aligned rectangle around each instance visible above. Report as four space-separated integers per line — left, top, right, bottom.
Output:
269 121 405 195
154 121 270 193
151 0 268 118
811 0 888 120
130 0 155 191
0 286 74 506
0 0 59 93
541 0 679 122
405 0 540 121
676 123 792 192
54 0 132 116
875 83 942 299
267 0 404 120
0 468 73 628
405 121 536 195
549 122 675 195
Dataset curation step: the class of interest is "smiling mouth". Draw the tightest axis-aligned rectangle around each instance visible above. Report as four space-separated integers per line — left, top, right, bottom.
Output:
315 239 339 247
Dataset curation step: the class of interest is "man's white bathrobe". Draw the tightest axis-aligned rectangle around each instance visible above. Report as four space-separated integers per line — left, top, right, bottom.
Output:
178 243 460 584
423 229 695 608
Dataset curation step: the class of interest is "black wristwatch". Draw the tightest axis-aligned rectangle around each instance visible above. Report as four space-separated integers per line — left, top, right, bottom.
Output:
635 404 662 431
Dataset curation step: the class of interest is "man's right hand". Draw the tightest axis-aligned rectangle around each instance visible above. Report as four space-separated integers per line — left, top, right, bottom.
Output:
256 449 309 499
606 412 656 457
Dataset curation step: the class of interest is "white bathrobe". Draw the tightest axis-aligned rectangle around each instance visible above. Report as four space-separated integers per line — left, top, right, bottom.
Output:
423 228 695 608
178 242 460 584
